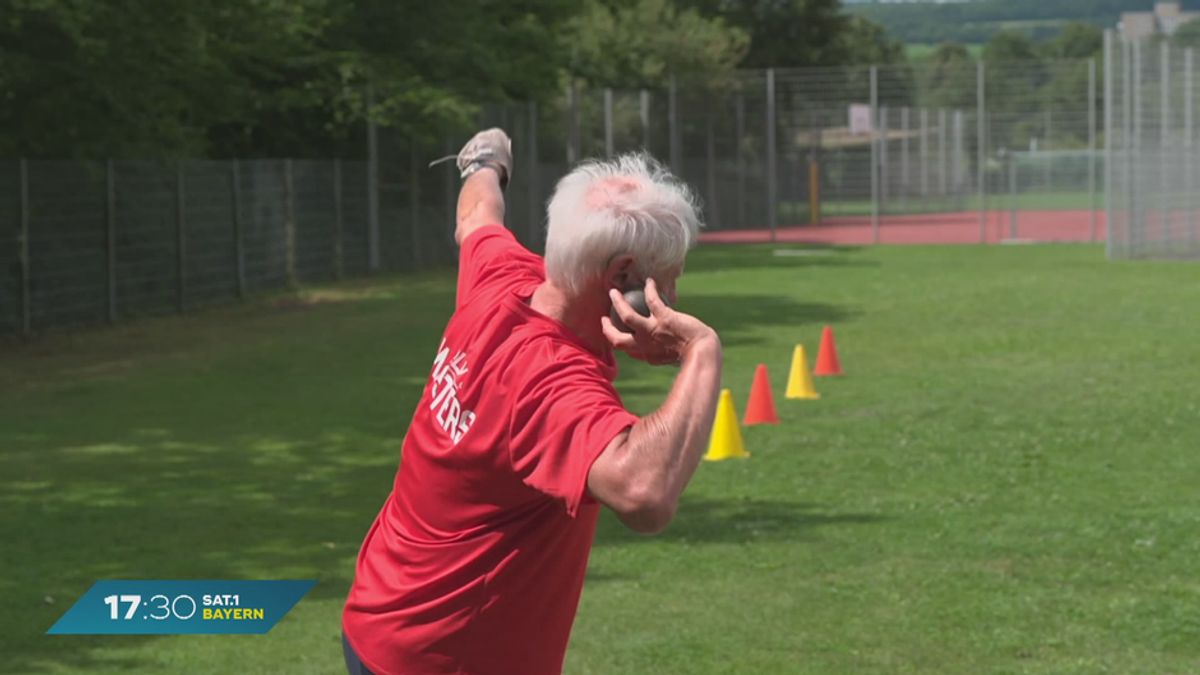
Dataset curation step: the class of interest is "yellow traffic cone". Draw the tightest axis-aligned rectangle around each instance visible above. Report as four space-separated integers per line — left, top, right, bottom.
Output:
786 345 820 400
704 389 749 461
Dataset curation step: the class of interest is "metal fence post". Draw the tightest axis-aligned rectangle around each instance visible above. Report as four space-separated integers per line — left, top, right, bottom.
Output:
978 61 987 244
232 160 245 298
19 159 30 334
901 106 910 213
568 80 581 166
1161 41 1171 250
367 80 381 272
1123 36 1132 253
766 68 777 240
870 65 880 243
1089 57 1098 242
333 158 344 280
880 107 889 209
736 92 746 228
410 144 421 268
176 161 186 311
640 90 650 151
1009 153 1018 240
231 159 246 296
706 100 718 229
604 88 614 157
1187 49 1195 248
528 103 540 248
105 159 117 324
669 74 680 175
1044 109 1052 192
1134 38 1143 252
284 158 297 286
920 108 930 210
1104 32 1115 257
939 109 948 199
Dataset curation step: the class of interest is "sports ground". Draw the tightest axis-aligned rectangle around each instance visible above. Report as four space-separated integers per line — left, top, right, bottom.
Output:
3 243 1198 674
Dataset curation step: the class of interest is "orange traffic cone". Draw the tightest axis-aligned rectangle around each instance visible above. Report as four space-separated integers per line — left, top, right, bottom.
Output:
743 364 780 426
815 326 843 376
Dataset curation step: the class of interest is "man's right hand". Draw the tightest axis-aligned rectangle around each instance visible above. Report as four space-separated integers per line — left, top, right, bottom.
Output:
601 279 719 366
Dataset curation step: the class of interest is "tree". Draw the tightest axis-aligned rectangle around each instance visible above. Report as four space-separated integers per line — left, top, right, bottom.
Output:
923 42 978 110
841 14 908 66
679 0 853 69
983 30 1040 63
1172 17 1200 50
841 15 915 107
562 0 749 90
1039 22 1103 60
0 0 586 158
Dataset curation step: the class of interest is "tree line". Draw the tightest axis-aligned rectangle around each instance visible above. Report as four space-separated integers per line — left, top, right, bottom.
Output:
851 0 1180 45
0 0 907 160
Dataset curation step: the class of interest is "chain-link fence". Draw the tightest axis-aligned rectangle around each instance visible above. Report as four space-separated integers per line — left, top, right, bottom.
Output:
3 56 1117 335
0 159 374 333
1106 32 1200 260
442 58 1103 248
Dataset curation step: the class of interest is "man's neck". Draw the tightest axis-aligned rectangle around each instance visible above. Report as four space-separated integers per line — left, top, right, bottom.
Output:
529 282 608 355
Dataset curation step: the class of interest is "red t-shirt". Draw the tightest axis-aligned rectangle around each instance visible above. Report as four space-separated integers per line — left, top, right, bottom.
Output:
342 225 639 675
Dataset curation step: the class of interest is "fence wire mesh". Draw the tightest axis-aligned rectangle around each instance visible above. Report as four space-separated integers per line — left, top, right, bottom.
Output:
1107 35 1200 260
3 54 1128 335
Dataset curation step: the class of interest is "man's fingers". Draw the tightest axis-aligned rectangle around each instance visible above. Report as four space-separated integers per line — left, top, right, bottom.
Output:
644 278 672 316
601 316 639 351
609 289 654 333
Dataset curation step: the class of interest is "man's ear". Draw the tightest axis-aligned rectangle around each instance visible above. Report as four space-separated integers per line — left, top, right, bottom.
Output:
604 254 637 292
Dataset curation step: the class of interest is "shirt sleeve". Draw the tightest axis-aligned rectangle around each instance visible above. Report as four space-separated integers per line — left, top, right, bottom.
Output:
457 225 544 310
508 350 640 518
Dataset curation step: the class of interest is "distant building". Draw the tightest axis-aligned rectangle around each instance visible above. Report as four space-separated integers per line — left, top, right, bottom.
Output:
1119 2 1200 40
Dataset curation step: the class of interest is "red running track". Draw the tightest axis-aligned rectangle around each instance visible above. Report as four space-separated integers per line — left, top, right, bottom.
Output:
700 210 1106 246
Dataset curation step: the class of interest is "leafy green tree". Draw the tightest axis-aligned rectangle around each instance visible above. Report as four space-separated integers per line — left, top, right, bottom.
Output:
679 0 853 69
1171 17 1200 50
1039 22 1104 60
562 0 749 90
923 42 978 110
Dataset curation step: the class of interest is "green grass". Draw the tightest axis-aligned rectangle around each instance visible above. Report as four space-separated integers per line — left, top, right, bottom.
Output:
4 244 1200 674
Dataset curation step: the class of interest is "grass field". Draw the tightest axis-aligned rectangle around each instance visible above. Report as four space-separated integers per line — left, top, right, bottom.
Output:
4 243 1200 674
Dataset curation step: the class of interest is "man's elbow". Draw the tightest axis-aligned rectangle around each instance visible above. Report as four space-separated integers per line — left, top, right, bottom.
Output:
613 485 677 535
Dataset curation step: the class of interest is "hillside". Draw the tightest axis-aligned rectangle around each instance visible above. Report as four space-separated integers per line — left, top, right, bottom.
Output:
849 0 1198 44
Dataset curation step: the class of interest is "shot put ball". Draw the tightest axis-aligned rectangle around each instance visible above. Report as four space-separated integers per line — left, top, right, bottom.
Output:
610 288 671 333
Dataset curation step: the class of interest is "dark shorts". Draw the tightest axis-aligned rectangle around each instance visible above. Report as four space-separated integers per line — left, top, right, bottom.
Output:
342 632 378 675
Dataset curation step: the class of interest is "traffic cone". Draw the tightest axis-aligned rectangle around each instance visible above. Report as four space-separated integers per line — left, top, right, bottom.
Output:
704 389 749 461
815 326 843 376
786 345 820 400
743 364 780 425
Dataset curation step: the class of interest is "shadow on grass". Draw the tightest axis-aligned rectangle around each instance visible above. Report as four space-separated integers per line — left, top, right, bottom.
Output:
593 497 886 547
687 243 878 273
0 426 401 675
677 294 857 349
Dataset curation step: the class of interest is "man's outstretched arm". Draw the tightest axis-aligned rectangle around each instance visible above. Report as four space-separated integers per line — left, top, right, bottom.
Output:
452 128 513 247
456 168 506 246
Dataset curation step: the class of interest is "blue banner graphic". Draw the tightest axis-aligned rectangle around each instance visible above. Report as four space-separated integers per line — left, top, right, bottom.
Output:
46 580 317 635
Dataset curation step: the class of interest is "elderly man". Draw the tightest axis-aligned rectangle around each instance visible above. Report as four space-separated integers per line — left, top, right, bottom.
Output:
342 129 723 675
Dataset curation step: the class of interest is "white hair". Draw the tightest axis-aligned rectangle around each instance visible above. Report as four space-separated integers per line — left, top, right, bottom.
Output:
544 153 703 297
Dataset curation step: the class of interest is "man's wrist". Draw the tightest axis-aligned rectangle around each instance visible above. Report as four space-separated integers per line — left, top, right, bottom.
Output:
463 160 509 190
680 332 722 365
